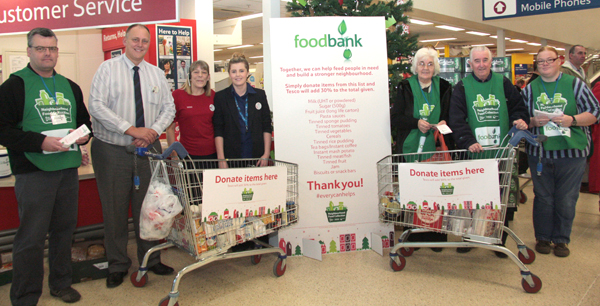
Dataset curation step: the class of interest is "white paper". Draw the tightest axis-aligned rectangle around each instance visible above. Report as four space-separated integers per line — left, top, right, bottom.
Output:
59 125 90 148
435 124 453 135
371 233 384 256
302 238 322 261
534 109 563 119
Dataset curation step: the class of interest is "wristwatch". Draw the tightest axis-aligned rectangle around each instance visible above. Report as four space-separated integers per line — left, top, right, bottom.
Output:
571 115 577 126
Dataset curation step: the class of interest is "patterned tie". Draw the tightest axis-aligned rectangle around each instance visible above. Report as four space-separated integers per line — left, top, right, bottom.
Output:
133 66 145 127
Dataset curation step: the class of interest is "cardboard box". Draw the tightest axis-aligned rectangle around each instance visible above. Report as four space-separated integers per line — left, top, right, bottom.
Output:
71 257 109 284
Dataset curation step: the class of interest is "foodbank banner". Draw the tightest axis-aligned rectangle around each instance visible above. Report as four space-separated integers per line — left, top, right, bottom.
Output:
202 166 287 222
271 16 392 256
397 159 501 211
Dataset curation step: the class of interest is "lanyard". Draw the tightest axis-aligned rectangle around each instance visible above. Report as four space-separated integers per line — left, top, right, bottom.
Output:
39 75 57 103
540 73 561 102
234 95 248 131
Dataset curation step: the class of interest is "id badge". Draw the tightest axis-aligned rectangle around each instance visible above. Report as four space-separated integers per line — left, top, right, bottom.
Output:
50 113 67 125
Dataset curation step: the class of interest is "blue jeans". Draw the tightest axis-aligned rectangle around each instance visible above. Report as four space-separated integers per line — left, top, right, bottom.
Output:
528 155 585 244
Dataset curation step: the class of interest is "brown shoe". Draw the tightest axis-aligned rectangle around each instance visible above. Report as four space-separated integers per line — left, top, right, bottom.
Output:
535 240 552 254
554 243 570 257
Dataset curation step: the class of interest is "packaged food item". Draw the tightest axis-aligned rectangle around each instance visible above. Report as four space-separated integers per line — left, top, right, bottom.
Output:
204 223 217 250
71 246 86 262
196 229 208 254
87 244 106 259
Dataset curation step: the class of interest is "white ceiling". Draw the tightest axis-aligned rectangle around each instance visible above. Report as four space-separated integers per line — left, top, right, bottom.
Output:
212 1 585 65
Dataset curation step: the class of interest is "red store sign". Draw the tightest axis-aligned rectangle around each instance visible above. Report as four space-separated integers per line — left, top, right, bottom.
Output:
0 0 178 35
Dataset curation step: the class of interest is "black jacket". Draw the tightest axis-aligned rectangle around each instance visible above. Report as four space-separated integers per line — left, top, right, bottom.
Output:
391 77 454 154
213 84 272 158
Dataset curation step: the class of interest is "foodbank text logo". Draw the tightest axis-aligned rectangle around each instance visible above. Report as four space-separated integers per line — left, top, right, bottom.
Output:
293 20 362 60
34 89 72 124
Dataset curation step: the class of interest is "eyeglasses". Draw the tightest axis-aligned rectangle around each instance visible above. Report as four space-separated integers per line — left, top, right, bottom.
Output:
418 62 434 67
537 58 558 65
31 46 58 53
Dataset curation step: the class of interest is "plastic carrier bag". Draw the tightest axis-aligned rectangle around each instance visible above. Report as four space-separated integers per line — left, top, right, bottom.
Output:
140 161 183 240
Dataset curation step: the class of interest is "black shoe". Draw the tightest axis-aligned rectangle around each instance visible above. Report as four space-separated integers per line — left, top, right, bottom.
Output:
106 271 127 288
148 262 174 275
430 248 443 253
456 247 472 253
494 251 508 258
50 286 81 303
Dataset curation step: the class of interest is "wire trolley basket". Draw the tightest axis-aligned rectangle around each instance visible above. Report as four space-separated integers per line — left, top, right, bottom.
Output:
379 127 544 293
129 143 299 306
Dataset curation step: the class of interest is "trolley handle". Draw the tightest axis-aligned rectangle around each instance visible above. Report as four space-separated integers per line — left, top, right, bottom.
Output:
126 141 189 160
506 126 546 147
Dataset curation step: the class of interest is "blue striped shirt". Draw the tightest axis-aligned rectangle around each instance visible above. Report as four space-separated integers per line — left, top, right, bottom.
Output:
522 74 600 158
88 54 175 146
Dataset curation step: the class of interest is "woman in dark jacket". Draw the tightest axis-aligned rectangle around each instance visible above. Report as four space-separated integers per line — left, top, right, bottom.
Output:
213 53 272 168
390 46 453 251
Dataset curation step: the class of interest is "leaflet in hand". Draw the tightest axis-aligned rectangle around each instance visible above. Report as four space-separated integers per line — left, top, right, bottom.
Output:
534 109 563 119
60 125 91 148
435 124 453 135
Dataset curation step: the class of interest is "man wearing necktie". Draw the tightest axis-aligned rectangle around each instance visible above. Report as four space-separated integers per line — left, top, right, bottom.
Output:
88 24 175 288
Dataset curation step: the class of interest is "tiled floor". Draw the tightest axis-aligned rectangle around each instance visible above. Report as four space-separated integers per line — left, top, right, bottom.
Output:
2 185 599 306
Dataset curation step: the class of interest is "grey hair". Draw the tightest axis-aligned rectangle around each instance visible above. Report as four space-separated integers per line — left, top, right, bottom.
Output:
27 28 57 47
410 47 441 76
470 46 493 63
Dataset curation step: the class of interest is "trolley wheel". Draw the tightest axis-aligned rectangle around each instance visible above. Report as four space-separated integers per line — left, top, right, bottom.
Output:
522 273 542 293
273 259 286 277
519 191 527 203
130 271 148 287
250 254 262 265
159 296 179 306
518 247 536 265
399 247 414 257
389 257 406 272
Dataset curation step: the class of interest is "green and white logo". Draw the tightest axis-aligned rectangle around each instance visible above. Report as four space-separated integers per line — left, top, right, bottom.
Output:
34 90 72 124
419 104 435 119
535 93 567 114
472 94 501 122
293 20 363 60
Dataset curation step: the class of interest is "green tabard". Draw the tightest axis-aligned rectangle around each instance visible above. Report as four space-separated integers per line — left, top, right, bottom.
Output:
402 75 441 156
12 67 81 171
463 72 510 147
530 74 586 150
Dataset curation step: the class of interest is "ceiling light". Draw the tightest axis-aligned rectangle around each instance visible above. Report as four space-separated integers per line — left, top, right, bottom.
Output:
527 42 542 46
510 39 528 43
529 53 537 55
555 47 565 51
227 13 263 21
435 25 464 31
466 31 490 36
490 36 511 40
471 43 495 47
505 48 524 51
213 49 223 52
435 47 445 50
409 19 433 25
227 44 254 49
249 56 264 59
419 38 457 43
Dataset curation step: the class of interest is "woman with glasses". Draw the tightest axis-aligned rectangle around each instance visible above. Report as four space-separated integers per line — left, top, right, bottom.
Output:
390 46 454 251
523 46 599 257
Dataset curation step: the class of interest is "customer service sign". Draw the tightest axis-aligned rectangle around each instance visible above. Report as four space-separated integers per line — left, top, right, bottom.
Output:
272 17 392 256
0 0 178 35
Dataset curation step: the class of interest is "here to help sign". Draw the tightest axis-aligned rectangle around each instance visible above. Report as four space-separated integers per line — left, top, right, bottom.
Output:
482 0 600 20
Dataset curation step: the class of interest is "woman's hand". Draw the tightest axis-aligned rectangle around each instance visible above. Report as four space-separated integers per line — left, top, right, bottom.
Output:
257 154 270 167
418 119 432 133
531 116 550 127
513 119 528 130
218 160 228 169
551 115 572 128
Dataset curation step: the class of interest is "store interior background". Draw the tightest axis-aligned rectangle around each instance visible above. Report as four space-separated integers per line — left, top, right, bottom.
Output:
1 0 599 110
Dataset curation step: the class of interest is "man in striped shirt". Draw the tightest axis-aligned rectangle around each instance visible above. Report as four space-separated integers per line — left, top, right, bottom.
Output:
88 24 175 288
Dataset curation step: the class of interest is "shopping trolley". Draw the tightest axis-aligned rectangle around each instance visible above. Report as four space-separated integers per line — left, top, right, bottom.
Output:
378 127 544 293
129 142 299 306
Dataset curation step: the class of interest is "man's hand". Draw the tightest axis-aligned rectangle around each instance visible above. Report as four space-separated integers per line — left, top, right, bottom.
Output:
468 143 483 153
125 126 158 144
512 119 528 130
42 137 70 152
131 139 149 148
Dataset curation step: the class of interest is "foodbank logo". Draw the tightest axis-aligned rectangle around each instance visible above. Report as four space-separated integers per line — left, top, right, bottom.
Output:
34 90 72 124
418 104 435 118
293 20 362 59
325 201 348 222
472 94 500 122
535 93 567 113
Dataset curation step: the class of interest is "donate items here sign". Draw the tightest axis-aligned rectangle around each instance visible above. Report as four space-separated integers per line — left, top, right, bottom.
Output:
0 0 178 35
